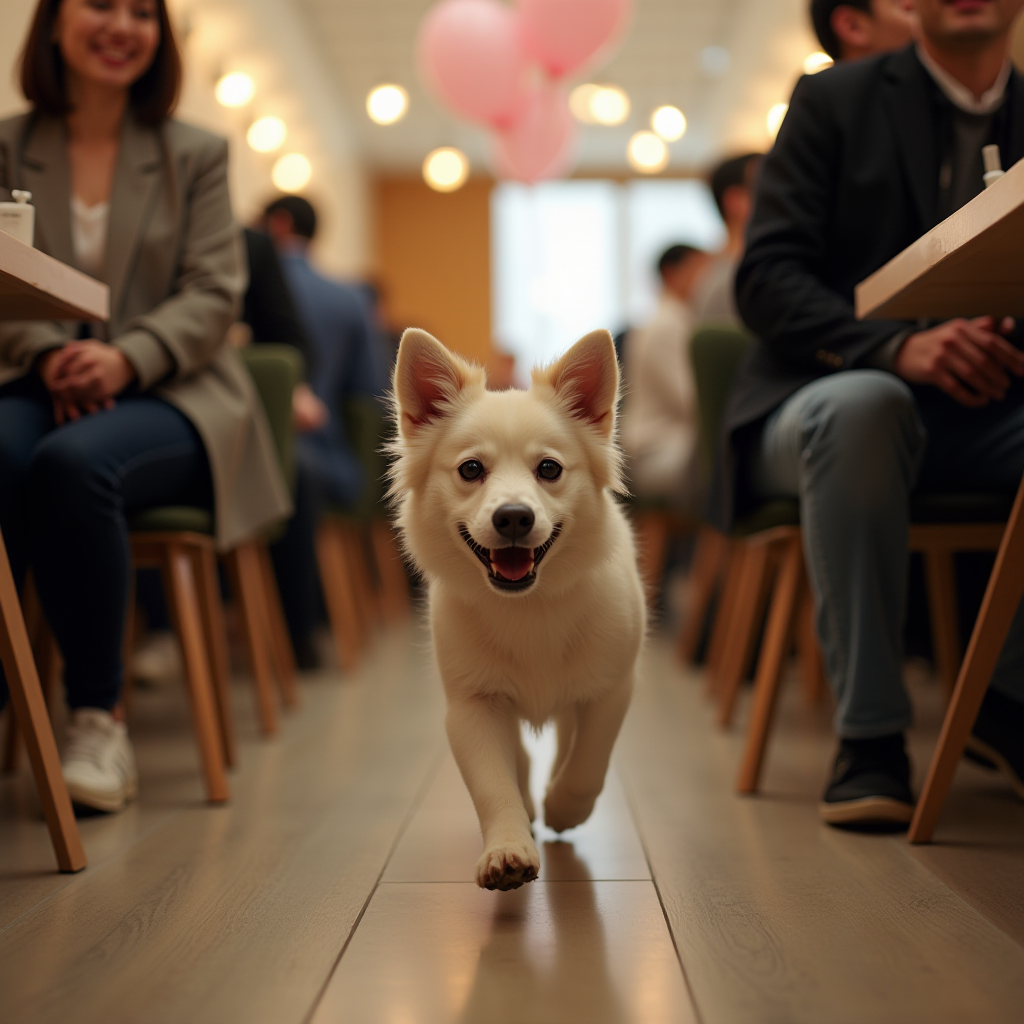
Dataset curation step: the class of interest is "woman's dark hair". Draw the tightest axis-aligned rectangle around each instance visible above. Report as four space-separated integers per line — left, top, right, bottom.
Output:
18 0 182 125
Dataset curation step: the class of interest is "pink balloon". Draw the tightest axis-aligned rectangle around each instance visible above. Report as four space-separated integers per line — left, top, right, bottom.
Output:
418 0 531 128
493 83 576 183
517 0 633 79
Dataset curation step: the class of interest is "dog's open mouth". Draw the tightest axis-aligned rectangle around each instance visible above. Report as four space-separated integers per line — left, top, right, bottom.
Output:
458 524 562 591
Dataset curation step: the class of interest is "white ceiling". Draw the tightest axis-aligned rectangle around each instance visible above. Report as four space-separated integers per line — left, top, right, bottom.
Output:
296 0 819 174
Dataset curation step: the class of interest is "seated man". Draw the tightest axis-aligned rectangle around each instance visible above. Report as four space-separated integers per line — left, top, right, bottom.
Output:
263 195 386 666
810 0 918 62
621 244 708 509
713 0 1024 827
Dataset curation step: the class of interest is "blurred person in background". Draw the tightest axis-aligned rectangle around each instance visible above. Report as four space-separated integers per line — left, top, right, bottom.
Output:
692 152 762 326
0 0 289 811
811 0 918 62
263 195 386 667
621 244 709 508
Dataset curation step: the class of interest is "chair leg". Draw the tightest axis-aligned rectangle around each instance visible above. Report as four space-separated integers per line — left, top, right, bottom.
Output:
0 532 86 871
797 581 827 705
705 542 746 696
909 499 1024 843
121 572 137 716
223 544 279 737
717 540 774 728
676 527 728 665
635 511 672 609
160 544 230 803
737 533 804 794
369 519 410 623
922 549 961 699
315 521 363 672
191 544 237 768
345 525 380 634
256 542 299 707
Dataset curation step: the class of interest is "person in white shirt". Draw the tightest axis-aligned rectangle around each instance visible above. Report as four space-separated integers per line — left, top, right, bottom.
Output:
621 244 709 509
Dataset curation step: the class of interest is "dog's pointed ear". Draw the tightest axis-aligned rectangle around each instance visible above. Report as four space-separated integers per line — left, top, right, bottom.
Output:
395 328 477 435
544 329 619 437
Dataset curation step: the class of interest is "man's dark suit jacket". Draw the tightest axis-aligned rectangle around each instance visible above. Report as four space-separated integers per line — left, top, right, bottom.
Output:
709 45 1024 531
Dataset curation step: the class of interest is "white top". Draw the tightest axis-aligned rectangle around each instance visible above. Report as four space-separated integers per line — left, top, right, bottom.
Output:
70 196 109 280
620 293 698 502
916 45 1011 116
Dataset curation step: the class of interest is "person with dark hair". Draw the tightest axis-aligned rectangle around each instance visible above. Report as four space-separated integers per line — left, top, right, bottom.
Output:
263 195 386 665
715 0 1024 827
621 243 708 506
693 152 762 326
0 0 291 812
810 0 917 62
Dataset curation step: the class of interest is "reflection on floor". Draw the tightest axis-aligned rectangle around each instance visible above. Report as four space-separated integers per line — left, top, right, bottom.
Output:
1 624 1023 1023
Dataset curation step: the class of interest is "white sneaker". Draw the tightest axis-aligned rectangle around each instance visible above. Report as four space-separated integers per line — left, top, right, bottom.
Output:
62 709 139 813
131 631 181 687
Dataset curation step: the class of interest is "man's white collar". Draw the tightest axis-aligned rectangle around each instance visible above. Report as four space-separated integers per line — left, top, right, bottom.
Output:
916 44 1011 116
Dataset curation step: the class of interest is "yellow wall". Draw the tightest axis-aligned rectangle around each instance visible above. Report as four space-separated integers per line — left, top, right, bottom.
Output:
372 177 493 366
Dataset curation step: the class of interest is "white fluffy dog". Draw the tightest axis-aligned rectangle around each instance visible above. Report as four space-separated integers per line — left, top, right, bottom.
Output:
390 327 645 891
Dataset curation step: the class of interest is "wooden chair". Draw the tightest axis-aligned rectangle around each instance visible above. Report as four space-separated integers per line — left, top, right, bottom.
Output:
126 345 304 796
0 531 86 871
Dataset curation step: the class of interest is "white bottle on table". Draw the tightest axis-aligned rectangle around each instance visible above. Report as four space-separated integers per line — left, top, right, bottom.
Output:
0 189 35 246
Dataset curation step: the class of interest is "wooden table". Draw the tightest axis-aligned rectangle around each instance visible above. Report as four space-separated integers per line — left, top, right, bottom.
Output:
858 162 1024 843
0 228 109 872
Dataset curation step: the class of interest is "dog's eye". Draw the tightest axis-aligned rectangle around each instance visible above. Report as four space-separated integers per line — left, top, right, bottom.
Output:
537 459 563 481
458 459 485 481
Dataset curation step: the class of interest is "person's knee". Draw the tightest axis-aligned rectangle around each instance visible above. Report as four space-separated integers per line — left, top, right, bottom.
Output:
27 430 113 513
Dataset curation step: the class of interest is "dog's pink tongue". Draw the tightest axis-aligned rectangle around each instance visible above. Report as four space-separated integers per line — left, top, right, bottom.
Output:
491 546 534 581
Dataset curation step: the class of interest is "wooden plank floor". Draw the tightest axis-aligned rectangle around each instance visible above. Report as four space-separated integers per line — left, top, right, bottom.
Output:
1 623 1022 1023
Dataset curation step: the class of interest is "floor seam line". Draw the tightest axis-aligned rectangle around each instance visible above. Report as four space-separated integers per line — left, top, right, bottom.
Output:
617 761 708 1024
301 739 449 1024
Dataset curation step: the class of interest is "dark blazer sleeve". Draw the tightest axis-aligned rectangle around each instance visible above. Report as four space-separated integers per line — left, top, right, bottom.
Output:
242 228 312 371
735 74 910 371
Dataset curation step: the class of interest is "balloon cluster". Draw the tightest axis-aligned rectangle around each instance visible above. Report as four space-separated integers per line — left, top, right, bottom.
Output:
418 0 633 183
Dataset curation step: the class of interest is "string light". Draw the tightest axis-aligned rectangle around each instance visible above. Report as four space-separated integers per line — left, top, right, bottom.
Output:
627 131 669 174
651 105 686 142
272 153 312 192
766 102 789 138
367 84 409 125
247 116 287 153
215 72 255 108
423 147 469 192
570 83 630 126
803 51 834 74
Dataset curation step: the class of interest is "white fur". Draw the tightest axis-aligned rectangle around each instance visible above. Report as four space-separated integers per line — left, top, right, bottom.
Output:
390 328 645 891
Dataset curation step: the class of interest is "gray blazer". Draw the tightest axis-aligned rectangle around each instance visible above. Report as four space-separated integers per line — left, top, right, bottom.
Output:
0 111 291 549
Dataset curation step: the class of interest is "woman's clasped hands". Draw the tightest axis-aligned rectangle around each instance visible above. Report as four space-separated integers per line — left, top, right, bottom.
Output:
38 342 137 424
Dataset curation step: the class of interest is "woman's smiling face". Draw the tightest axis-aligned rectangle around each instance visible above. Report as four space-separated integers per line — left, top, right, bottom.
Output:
54 0 161 93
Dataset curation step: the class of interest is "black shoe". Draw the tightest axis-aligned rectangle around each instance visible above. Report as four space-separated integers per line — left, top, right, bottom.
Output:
294 635 320 672
819 733 914 829
966 689 1024 801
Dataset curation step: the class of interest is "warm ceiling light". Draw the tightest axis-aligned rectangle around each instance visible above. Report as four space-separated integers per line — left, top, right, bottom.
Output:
804 51 834 74
766 102 789 138
247 116 287 153
569 83 629 125
651 105 686 142
215 71 255 108
367 84 409 125
700 45 731 77
627 130 669 174
272 153 312 192
589 85 630 126
423 147 469 192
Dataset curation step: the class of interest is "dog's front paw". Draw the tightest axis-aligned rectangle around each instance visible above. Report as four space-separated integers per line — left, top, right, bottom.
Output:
475 840 540 891
544 785 598 833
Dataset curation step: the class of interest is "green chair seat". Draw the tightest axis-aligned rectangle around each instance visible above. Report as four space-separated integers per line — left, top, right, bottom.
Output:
129 506 214 535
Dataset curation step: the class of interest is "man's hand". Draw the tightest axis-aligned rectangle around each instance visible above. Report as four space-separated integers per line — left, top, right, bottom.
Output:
292 382 329 433
38 342 137 424
893 316 1022 407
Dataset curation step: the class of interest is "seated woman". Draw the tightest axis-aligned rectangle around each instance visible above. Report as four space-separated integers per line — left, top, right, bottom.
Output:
0 0 290 812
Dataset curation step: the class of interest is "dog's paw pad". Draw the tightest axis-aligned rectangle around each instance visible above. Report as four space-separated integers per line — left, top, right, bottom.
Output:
475 844 540 891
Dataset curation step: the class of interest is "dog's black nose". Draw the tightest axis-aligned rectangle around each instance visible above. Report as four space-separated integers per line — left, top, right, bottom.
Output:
492 504 535 541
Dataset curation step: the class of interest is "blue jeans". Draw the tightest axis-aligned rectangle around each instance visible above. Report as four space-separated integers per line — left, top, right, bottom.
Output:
751 370 1024 738
0 373 212 711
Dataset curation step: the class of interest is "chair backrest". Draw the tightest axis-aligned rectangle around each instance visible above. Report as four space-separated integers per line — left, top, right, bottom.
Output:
690 325 754 477
240 345 305 493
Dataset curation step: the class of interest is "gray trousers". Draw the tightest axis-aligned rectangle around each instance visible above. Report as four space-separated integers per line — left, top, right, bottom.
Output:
751 370 1024 739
